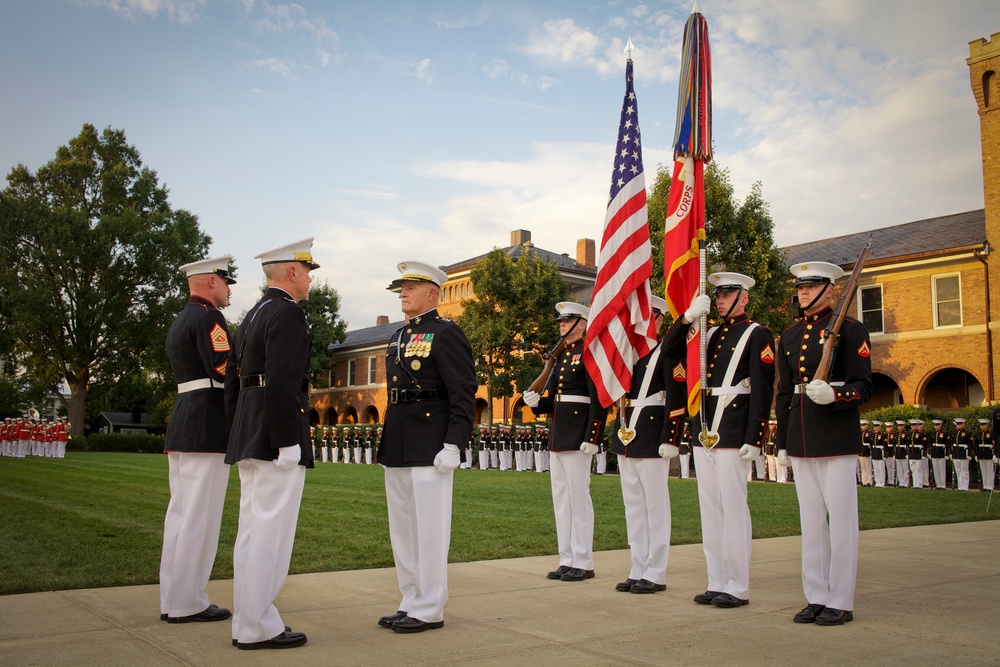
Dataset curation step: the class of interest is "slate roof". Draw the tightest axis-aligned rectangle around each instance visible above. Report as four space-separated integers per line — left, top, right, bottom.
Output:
782 209 987 268
328 319 403 352
443 244 595 275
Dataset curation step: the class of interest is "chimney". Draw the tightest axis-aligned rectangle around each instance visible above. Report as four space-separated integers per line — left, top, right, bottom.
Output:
510 229 531 246
577 238 596 268
376 315 389 327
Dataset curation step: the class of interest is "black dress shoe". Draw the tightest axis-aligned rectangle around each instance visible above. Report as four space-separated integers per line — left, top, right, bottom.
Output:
160 613 168 621
547 565 571 580
236 630 307 650
693 590 724 605
391 616 444 633
710 592 749 608
814 608 853 626
560 568 595 581
168 604 232 623
378 611 407 629
233 626 291 646
629 579 666 594
793 603 826 623
615 578 639 592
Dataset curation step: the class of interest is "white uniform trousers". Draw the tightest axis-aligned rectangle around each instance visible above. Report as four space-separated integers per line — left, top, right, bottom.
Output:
954 459 970 491
872 459 886 487
895 459 909 487
366 449 373 465
931 458 946 489
596 452 607 475
231 459 306 644
384 465 453 623
790 455 858 612
321 446 328 463
354 447 363 464
693 446 752 599
331 446 340 463
885 455 896 484
776 461 788 483
909 459 925 488
859 456 872 486
550 450 595 570
619 457 671 585
765 454 777 481
979 459 996 491
462 447 472 468
525 450 534 471
490 449 498 469
755 455 767 480
159 452 229 618
679 454 691 479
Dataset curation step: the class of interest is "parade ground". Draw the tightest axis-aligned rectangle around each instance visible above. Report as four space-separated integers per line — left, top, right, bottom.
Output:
1 520 997 666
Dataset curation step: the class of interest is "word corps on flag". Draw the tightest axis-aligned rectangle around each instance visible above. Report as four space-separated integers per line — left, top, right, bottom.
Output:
662 155 705 416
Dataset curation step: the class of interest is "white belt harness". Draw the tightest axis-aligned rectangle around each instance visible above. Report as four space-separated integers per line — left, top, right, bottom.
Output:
555 394 589 404
623 344 663 438
705 323 758 439
177 378 225 393
793 381 845 394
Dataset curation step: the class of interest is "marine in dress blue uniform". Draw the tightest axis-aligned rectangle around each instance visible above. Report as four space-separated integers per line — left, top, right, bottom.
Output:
951 419 972 491
523 302 608 582
224 238 318 650
160 256 236 624
609 296 676 594
776 261 872 626
377 261 477 634
663 273 775 609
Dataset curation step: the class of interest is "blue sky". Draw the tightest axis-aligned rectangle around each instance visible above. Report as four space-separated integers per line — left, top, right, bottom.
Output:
0 0 993 328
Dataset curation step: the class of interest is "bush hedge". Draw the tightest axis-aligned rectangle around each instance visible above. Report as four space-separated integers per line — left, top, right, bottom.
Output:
70 433 165 454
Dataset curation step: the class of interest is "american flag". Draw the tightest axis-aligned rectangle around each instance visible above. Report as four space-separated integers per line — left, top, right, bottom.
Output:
584 58 657 409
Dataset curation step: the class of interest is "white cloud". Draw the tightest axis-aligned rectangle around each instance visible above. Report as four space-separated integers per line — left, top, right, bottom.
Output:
82 0 206 23
244 57 297 79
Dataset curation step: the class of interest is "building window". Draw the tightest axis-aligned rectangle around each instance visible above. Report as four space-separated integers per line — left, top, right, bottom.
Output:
347 359 356 387
858 285 883 334
368 357 377 384
932 274 962 328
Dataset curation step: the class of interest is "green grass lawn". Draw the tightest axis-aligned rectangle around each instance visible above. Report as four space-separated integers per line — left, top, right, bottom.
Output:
0 452 996 595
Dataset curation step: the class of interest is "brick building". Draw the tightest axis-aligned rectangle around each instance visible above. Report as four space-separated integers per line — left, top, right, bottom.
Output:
308 230 598 427
311 29 1000 426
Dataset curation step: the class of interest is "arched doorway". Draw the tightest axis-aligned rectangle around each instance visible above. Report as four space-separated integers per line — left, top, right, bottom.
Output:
362 405 380 424
919 367 985 410
475 398 489 424
343 406 358 424
864 372 901 410
309 409 319 424
325 407 338 425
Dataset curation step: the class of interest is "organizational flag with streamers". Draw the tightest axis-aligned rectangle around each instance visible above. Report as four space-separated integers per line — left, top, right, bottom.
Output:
584 57 657 409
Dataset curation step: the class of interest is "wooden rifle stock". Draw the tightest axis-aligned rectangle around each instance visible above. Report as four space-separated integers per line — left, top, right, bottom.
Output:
815 233 873 382
527 337 569 394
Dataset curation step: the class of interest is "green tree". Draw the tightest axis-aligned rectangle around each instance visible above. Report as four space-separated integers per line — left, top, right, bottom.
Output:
0 124 212 434
647 160 790 331
457 249 569 421
301 280 348 387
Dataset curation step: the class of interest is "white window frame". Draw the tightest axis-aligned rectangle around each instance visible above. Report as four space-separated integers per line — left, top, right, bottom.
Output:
857 284 884 334
931 273 962 329
347 359 356 387
368 356 377 384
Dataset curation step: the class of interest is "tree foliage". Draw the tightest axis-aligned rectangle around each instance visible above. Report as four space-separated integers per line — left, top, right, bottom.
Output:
0 124 212 433
457 249 569 418
646 160 791 332
301 280 348 387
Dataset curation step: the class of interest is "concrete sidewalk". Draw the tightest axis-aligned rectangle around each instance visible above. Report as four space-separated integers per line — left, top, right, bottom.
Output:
2 521 998 666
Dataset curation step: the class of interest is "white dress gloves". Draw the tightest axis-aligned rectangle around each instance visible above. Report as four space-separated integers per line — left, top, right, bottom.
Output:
274 444 301 470
658 444 679 459
739 444 761 461
684 294 711 323
805 379 835 405
580 442 598 455
434 443 461 473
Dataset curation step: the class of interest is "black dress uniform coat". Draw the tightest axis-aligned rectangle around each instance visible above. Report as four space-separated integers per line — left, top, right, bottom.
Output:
930 430 950 459
610 341 682 458
532 339 608 451
907 430 929 460
165 296 232 453
224 287 314 467
775 307 872 457
378 309 477 467
663 313 775 449
951 429 972 460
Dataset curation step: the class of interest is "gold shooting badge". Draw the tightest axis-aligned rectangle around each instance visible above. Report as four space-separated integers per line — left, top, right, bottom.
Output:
699 430 720 449
410 359 421 371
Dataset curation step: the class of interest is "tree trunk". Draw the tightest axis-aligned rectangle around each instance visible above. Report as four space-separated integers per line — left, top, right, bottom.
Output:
67 375 89 436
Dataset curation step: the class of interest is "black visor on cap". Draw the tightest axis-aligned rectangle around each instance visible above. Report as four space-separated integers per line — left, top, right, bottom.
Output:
794 276 831 287
712 284 743 294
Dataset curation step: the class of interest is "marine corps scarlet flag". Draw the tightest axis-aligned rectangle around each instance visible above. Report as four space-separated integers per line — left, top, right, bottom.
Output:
663 3 712 417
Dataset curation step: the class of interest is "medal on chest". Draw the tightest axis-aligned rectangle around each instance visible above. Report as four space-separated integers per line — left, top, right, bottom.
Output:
404 333 434 358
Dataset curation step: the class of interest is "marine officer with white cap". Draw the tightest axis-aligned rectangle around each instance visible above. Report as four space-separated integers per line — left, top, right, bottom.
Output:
376 261 477 633
225 238 318 650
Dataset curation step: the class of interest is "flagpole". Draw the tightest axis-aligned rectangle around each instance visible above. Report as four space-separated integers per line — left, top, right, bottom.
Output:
698 236 708 431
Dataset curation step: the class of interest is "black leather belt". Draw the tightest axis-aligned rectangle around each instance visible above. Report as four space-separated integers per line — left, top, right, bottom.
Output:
390 388 445 404
241 374 309 393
